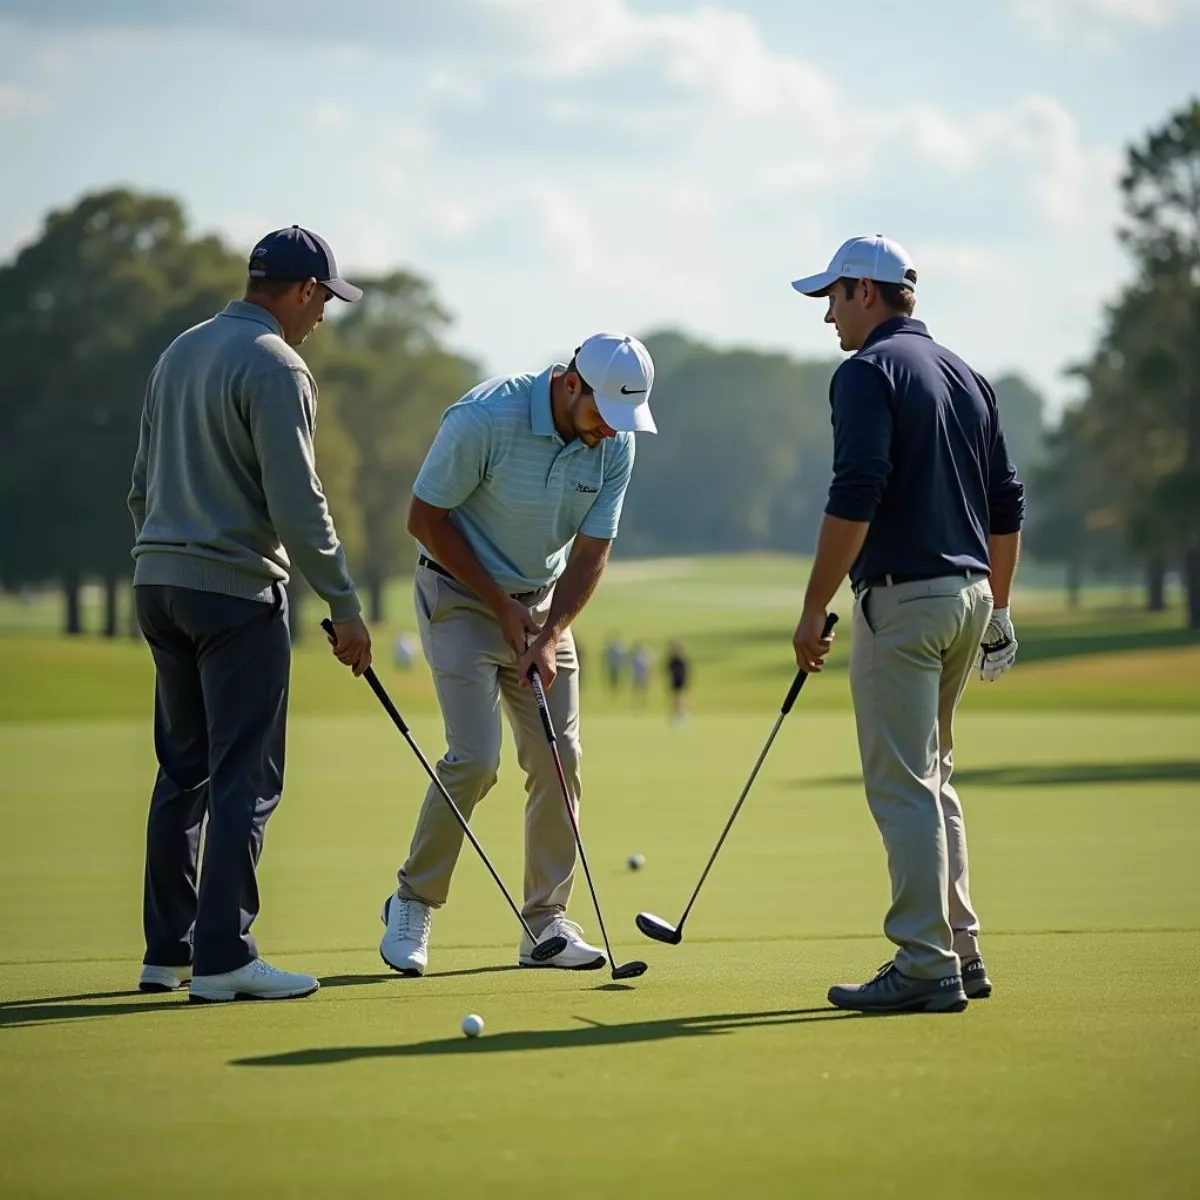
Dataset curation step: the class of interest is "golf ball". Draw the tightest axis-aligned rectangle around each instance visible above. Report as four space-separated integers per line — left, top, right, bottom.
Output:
627 853 645 871
461 1013 485 1038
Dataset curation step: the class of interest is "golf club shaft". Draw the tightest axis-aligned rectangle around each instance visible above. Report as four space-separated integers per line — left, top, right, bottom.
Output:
675 612 839 930
529 669 620 970
674 711 787 929
321 619 541 946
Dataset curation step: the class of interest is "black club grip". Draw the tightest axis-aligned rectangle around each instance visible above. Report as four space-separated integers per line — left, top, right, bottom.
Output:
527 667 557 743
782 612 839 714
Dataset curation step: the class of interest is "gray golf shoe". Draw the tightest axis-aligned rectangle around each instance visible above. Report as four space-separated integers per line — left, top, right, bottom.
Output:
828 961 968 1014
961 956 992 999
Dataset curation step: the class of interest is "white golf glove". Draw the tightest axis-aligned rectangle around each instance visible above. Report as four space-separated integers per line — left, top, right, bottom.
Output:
977 608 1017 682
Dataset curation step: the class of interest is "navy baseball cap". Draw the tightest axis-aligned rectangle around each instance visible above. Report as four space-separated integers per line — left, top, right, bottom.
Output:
247 225 363 302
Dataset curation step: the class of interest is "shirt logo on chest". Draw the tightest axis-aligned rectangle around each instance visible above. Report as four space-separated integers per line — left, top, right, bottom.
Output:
575 482 599 494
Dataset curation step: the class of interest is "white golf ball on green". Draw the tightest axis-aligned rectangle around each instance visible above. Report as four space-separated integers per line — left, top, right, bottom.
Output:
627 853 645 871
461 1013 485 1038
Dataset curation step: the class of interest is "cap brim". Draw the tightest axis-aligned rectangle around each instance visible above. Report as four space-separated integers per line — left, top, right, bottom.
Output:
790 270 839 297
324 276 363 303
596 393 657 434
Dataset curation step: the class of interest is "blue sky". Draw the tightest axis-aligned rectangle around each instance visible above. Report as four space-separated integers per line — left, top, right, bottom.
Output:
2 0 1198 414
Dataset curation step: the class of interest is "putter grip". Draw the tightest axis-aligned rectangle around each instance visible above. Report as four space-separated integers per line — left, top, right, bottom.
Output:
782 612 839 714
528 668 556 743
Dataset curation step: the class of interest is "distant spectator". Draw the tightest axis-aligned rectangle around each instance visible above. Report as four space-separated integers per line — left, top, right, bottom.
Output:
666 642 690 723
393 630 418 670
604 634 626 691
631 643 652 705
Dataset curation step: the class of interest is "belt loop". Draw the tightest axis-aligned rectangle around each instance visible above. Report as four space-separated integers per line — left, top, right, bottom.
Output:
884 573 893 587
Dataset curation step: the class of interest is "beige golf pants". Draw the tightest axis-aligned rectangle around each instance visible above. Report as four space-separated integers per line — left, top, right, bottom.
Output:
849 574 993 980
397 566 579 936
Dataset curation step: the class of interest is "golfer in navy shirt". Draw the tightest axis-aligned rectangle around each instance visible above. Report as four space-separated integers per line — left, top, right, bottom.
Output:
790 236 1025 1014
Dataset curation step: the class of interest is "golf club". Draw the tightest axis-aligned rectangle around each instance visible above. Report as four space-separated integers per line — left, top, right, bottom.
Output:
528 667 648 981
320 620 565 964
636 612 839 946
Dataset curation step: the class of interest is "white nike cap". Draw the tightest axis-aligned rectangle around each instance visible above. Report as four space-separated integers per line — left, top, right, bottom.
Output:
573 332 657 434
791 235 917 297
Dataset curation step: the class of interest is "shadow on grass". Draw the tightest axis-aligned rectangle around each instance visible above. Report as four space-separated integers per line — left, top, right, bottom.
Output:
319 965 521 987
954 761 1200 787
673 613 1198 676
232 1006 855 1066
0 966 529 1029
0 992 186 1028
805 760 1200 790
1014 624 1199 665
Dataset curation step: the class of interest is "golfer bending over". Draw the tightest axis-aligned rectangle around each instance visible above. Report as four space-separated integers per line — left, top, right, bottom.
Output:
379 333 657 975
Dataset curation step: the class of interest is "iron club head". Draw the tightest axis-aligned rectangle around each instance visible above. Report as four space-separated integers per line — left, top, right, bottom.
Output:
635 912 684 945
529 935 569 962
611 960 649 980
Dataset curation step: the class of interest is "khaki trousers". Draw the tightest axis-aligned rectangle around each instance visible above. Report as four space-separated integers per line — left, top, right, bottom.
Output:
397 566 579 936
849 574 993 979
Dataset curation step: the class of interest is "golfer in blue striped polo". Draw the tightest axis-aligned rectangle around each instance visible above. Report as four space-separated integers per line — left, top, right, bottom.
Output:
378 333 657 974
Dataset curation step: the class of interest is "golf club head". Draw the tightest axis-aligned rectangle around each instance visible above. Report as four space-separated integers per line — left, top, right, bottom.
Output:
529 935 569 962
611 960 649 980
635 912 683 945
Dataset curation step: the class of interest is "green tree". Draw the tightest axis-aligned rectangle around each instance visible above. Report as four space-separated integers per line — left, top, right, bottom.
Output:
992 374 1046 479
1116 98 1200 625
312 271 476 622
0 187 366 637
1026 404 1124 607
0 189 247 632
621 333 837 556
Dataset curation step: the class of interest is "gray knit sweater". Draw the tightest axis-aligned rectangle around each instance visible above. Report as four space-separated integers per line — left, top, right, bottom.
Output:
128 300 360 621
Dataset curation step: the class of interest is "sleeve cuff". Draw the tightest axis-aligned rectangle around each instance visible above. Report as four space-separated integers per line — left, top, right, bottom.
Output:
989 513 1024 535
327 592 363 623
579 519 619 540
412 481 459 511
825 497 878 523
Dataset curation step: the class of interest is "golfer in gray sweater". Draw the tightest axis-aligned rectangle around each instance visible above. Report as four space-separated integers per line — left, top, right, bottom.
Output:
128 225 371 1003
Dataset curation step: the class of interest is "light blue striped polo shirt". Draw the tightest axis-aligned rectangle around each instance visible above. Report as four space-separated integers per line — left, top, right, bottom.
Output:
412 365 636 592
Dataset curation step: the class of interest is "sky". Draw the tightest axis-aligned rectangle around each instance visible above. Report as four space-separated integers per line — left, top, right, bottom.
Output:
2 0 1198 416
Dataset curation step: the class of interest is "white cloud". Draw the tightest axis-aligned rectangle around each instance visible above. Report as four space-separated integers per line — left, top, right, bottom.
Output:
1009 0 1200 44
425 68 487 106
0 0 1154 415
309 102 352 133
895 96 1119 229
491 0 841 133
483 1 1116 236
0 81 49 120
379 0 1129 408
911 243 1017 286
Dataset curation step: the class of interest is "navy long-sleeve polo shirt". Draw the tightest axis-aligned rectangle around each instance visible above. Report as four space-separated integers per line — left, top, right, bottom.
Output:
825 316 1025 584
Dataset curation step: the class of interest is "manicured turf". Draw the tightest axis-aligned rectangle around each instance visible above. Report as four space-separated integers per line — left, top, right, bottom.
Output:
1 556 1198 722
1 559 1198 1196
2 706 1198 1198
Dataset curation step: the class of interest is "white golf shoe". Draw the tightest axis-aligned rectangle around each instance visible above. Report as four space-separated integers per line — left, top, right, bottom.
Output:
379 894 432 976
519 916 606 970
138 964 192 993
189 958 319 1003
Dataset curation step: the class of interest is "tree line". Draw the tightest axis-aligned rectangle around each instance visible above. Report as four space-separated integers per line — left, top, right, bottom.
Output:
5 102 1194 634
1025 98 1200 627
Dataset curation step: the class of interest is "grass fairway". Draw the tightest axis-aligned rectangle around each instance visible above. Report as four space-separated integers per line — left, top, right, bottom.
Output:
1 558 1199 1197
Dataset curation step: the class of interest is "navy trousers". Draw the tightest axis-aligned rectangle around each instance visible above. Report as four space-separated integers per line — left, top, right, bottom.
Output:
135 584 290 976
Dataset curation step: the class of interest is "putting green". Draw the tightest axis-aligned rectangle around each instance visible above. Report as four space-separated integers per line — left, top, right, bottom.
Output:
2 707 1197 1198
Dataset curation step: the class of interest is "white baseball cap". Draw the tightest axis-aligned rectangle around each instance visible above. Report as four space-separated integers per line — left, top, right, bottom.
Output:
574 332 657 434
791 235 917 297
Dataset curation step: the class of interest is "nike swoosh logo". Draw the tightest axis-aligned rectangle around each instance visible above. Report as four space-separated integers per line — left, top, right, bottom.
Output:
620 385 646 395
